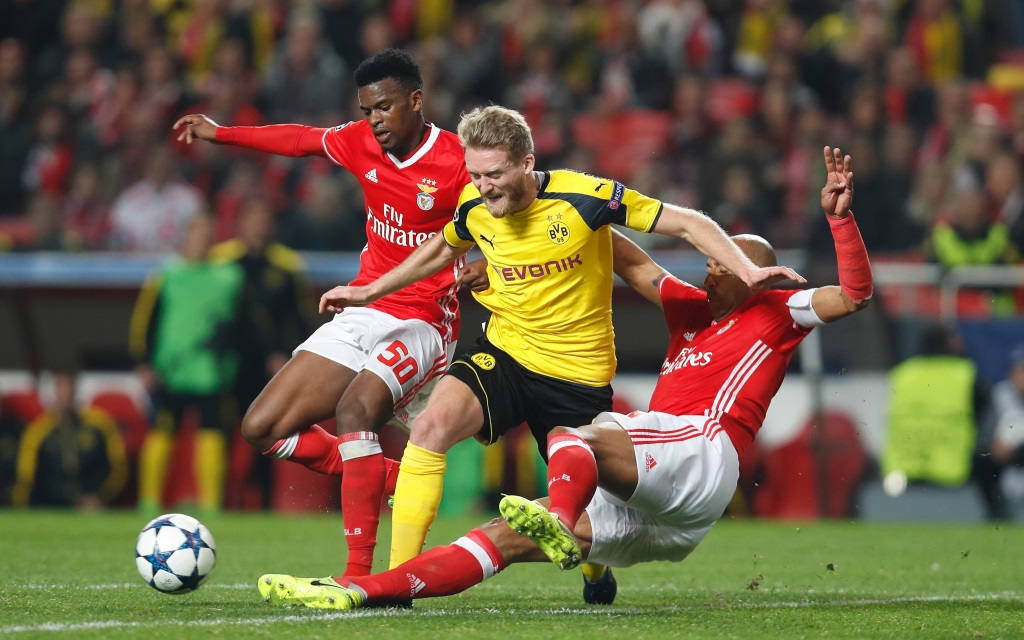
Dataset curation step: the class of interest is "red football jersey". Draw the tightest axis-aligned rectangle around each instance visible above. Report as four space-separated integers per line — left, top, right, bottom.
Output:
648 276 812 458
321 120 470 342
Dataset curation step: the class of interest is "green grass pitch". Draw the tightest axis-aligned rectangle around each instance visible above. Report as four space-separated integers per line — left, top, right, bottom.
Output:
0 510 1021 639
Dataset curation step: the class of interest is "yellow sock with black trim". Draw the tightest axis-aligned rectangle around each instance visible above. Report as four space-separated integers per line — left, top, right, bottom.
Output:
389 442 447 568
138 428 174 509
582 562 607 582
194 429 227 513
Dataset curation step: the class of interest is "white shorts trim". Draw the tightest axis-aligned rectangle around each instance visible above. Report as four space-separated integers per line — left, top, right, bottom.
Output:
294 307 454 414
583 411 739 567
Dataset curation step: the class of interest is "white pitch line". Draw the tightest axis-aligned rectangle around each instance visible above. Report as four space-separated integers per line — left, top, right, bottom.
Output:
2 593 1023 634
19 583 255 590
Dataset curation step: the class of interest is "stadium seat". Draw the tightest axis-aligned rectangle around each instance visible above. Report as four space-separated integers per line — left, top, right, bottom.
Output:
87 390 149 507
225 428 261 510
264 417 339 512
704 78 759 127
88 390 149 455
751 411 868 519
570 110 672 180
271 458 340 512
601 110 673 179
0 390 44 425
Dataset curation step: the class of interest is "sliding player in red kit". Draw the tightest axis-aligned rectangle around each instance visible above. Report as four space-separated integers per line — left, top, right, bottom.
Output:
255 146 871 611
173 49 471 577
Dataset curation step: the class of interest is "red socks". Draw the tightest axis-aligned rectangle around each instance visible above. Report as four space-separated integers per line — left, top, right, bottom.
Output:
342 529 505 602
545 433 598 529
266 426 403 576
338 432 386 576
264 424 343 475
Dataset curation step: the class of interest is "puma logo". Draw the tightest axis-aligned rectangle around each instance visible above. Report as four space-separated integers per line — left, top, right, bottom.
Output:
479 234 496 249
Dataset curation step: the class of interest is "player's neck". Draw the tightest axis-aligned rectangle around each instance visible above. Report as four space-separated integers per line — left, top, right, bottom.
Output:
517 171 543 212
712 292 751 322
389 121 429 161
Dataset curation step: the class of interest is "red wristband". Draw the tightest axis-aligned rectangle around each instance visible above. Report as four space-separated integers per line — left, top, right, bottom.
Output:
828 212 873 303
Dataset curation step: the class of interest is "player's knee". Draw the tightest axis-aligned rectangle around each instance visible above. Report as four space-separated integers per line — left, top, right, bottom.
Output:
335 399 387 434
239 406 278 451
408 410 460 452
547 425 593 446
335 403 372 435
409 410 440 442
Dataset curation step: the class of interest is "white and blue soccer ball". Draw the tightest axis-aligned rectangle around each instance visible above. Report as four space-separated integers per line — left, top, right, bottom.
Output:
135 513 217 594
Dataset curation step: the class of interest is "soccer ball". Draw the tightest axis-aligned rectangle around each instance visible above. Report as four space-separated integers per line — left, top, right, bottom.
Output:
135 513 217 594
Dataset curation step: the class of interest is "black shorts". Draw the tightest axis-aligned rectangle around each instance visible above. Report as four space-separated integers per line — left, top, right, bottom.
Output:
152 389 233 433
445 337 613 459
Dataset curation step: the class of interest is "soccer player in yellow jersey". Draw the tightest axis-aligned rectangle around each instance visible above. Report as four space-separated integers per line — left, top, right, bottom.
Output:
317 105 802 570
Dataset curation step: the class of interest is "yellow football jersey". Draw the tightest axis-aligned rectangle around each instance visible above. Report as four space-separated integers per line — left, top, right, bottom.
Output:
443 170 662 386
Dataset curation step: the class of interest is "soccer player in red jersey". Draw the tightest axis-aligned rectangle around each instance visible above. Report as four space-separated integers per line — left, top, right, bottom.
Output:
255 146 872 610
173 49 472 577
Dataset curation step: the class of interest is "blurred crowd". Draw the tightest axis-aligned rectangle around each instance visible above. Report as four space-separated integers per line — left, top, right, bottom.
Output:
1 0 1024 267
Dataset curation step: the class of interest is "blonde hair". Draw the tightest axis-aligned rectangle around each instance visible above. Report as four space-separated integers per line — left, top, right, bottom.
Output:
457 105 535 161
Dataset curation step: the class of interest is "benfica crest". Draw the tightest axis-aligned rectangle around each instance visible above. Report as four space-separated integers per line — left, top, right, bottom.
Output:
416 179 438 210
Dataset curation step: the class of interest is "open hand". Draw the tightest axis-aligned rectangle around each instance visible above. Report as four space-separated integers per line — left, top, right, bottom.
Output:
172 114 220 144
820 146 853 218
744 265 807 291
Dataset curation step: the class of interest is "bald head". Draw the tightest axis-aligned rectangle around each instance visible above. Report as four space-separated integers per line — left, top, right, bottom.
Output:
704 234 778 321
731 234 776 268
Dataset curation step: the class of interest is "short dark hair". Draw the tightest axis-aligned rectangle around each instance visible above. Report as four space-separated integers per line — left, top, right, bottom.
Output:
354 48 423 92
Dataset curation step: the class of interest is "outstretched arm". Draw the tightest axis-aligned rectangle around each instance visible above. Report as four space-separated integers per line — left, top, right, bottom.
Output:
611 229 668 308
320 233 473 313
810 146 872 323
650 204 805 289
172 114 328 158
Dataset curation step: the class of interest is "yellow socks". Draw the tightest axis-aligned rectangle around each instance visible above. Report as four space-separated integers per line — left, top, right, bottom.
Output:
138 428 174 511
389 442 447 568
194 429 226 514
582 562 608 582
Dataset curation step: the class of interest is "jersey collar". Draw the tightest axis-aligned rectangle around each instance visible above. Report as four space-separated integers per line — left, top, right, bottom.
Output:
387 123 440 169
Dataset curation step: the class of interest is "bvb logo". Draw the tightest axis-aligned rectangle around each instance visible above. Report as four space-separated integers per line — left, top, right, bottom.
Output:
471 353 496 370
546 221 570 245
